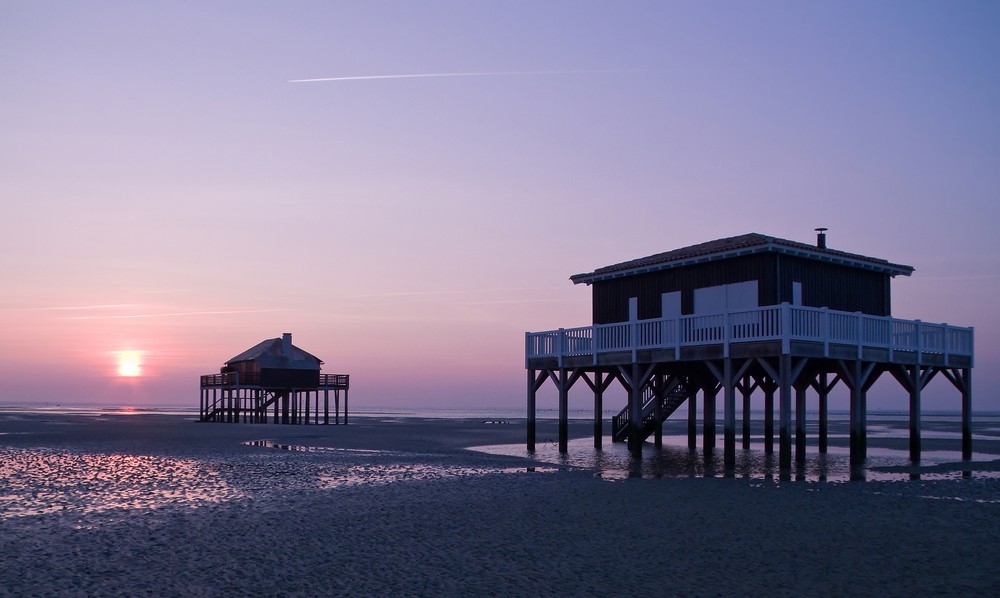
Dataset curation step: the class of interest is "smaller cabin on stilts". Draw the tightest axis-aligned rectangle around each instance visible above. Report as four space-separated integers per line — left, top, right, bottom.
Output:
200 333 349 424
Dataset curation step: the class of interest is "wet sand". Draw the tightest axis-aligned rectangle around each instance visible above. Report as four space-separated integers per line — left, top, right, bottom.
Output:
1 413 999 596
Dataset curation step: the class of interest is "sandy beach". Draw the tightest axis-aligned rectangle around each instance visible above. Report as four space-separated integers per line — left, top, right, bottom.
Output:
2 413 999 597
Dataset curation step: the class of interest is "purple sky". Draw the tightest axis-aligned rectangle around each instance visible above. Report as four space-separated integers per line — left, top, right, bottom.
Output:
2 2 998 411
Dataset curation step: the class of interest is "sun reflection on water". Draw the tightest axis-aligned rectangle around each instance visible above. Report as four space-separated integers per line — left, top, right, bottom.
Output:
0 448 244 519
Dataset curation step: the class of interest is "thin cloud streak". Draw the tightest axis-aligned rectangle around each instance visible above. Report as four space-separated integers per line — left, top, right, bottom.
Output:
0 304 140 312
60 309 286 321
357 287 547 299
289 70 619 83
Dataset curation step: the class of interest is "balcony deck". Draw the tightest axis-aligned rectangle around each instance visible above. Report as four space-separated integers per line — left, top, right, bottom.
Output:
199 372 349 389
526 303 973 369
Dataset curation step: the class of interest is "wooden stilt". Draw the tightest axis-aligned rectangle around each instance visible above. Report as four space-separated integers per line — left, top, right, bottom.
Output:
723 359 736 466
795 383 807 464
818 373 830 453
703 382 717 452
527 369 549 452
741 375 754 451
628 363 643 458
593 371 603 449
962 368 972 461
654 374 663 449
841 360 877 466
763 379 775 455
779 355 792 471
910 366 922 461
558 368 569 454
687 391 697 451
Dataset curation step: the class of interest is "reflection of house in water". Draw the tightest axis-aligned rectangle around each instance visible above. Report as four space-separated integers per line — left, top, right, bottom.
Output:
200 333 349 424
525 231 974 471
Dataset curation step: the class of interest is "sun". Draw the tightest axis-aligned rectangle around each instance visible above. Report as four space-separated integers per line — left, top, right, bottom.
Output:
116 351 143 377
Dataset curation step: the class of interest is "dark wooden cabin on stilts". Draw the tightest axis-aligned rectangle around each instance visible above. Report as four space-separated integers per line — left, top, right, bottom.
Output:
200 333 350 424
525 232 974 473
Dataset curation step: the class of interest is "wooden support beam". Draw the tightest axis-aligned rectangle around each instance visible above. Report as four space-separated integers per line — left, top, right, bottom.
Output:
627 363 643 457
740 375 756 451
654 374 664 449
795 383 807 464
962 368 972 461
761 377 776 455
724 359 735 467
779 354 792 472
814 372 837 453
714 358 752 468
580 371 613 450
704 380 717 452
558 369 569 454
838 360 877 465
527 369 538 451
688 390 697 451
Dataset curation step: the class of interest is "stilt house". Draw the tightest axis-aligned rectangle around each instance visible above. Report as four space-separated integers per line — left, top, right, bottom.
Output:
525 231 974 470
200 333 349 424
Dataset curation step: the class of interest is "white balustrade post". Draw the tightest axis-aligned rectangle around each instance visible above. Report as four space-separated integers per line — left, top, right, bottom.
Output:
675 316 681 360
780 302 791 354
914 320 922 364
661 317 669 352
592 325 598 366
630 317 638 363
724 311 731 358
525 332 531 369
942 323 950 366
887 317 894 362
970 328 975 367
557 328 565 368
855 311 863 360
821 307 830 357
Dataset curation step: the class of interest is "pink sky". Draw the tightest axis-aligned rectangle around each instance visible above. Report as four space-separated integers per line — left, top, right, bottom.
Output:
2 2 998 411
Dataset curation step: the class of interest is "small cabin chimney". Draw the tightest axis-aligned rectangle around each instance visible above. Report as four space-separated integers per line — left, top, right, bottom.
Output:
281 332 292 354
815 227 828 249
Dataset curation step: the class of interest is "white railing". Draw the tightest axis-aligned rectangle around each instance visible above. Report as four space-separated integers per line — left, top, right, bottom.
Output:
526 303 973 365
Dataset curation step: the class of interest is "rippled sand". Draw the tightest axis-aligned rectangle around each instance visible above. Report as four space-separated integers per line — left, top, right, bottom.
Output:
1 413 999 596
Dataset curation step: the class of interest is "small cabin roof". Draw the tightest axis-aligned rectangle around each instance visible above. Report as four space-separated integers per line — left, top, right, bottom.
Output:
225 335 323 370
570 233 915 285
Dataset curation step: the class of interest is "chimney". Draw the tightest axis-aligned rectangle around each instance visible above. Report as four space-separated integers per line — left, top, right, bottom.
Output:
281 332 292 354
815 227 828 249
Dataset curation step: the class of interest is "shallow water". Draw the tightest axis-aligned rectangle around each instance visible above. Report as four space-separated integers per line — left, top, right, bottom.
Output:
471 431 1000 483
3 412 998 522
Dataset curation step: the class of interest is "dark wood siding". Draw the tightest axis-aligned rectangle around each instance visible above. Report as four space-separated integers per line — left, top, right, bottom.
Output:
589 252 894 324
591 254 778 324
777 255 891 316
223 361 321 388
260 368 320 389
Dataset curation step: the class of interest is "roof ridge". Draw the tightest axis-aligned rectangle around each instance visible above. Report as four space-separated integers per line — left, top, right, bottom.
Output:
571 233 913 284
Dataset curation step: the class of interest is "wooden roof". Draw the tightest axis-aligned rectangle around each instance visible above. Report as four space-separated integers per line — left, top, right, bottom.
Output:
225 336 323 370
570 233 915 285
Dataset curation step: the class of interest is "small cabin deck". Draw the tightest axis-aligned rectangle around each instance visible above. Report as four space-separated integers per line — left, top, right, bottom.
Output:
200 372 350 425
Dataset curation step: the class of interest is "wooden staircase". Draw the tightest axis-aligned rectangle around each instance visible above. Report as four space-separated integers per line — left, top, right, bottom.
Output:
612 381 691 443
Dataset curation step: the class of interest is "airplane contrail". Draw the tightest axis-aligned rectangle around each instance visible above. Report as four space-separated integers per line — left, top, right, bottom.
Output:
288 70 612 83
